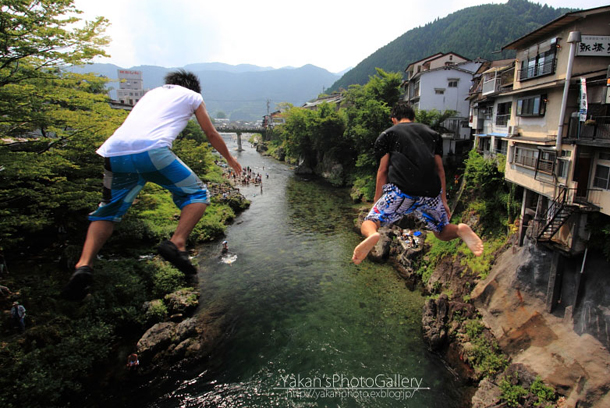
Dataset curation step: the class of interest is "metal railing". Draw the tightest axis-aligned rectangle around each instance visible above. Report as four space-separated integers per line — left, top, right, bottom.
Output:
495 114 510 127
574 116 610 140
519 58 555 81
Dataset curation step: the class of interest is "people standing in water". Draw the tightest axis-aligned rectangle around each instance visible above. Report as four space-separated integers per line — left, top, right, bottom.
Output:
352 101 483 265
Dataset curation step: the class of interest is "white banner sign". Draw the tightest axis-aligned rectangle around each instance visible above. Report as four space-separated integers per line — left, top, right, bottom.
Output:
576 35 610 56
580 78 588 122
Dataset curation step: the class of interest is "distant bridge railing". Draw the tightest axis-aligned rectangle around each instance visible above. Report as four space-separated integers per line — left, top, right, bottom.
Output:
217 126 266 134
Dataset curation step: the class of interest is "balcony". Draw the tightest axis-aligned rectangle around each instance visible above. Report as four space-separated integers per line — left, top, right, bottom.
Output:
482 78 500 95
577 116 610 141
481 67 514 95
519 58 555 81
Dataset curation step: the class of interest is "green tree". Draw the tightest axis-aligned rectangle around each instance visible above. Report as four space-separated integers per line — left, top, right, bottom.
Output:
343 69 402 199
0 0 120 253
416 109 458 132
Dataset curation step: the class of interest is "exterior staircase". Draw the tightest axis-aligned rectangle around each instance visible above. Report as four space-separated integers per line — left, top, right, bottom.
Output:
537 188 577 242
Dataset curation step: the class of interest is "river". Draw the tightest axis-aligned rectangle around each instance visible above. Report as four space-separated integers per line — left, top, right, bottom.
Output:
148 135 467 407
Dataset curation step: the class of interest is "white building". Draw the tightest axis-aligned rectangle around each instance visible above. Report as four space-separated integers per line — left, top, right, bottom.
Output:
116 69 146 106
403 52 484 118
403 52 484 158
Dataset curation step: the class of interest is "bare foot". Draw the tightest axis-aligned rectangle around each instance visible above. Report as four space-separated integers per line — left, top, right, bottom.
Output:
457 223 484 256
352 233 380 265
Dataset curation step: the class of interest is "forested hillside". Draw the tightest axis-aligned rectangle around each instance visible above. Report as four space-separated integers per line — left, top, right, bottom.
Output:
330 0 574 91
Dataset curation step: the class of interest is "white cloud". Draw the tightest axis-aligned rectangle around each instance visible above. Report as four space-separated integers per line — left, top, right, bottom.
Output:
73 0 610 73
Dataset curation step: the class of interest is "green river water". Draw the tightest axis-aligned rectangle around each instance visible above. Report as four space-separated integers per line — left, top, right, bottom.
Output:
148 137 467 407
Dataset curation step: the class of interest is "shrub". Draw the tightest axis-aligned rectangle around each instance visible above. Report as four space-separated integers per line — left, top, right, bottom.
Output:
500 375 529 407
144 299 168 324
463 319 508 377
150 261 186 298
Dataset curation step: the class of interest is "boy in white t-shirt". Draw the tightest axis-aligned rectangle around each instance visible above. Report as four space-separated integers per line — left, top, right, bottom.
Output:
62 70 242 301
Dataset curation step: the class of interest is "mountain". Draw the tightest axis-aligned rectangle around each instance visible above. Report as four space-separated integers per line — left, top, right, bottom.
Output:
329 0 574 91
68 63 340 121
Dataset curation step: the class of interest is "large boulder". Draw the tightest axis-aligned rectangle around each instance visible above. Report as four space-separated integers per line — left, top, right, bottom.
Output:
137 322 176 358
422 294 450 350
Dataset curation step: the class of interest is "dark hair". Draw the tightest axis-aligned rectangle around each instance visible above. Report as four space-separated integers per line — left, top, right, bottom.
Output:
164 69 201 94
390 101 415 121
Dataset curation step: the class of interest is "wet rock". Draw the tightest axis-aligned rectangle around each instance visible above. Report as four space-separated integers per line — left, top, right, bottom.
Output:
422 294 450 350
174 317 198 343
137 322 176 358
368 227 392 263
315 154 344 186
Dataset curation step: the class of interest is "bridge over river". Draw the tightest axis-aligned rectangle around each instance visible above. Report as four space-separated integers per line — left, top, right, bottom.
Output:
217 126 267 151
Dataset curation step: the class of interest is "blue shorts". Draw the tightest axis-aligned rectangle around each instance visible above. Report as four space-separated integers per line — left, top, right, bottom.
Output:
364 184 449 233
89 148 209 222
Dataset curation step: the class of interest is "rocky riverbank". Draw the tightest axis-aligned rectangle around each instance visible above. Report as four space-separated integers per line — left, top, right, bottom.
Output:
354 208 610 408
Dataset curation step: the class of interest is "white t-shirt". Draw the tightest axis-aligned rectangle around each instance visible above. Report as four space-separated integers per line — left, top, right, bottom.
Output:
97 85 204 157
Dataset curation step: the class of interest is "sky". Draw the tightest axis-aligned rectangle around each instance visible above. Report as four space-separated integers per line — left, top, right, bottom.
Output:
72 0 609 73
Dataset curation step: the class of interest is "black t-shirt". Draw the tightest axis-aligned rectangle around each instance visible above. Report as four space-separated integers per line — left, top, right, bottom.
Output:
373 122 443 197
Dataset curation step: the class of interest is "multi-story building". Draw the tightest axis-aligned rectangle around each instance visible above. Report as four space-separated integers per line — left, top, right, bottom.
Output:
116 69 146 106
465 6 610 337
468 59 516 158
499 6 610 254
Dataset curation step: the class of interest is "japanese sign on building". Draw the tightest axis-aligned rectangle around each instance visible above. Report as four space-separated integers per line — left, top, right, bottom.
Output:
576 35 610 56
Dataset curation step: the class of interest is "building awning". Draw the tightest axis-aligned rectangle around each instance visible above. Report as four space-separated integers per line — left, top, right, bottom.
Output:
475 132 510 138
481 65 512 75
500 80 564 96
508 135 557 145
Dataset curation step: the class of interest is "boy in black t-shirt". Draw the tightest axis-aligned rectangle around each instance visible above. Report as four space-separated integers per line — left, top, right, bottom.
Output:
352 101 483 265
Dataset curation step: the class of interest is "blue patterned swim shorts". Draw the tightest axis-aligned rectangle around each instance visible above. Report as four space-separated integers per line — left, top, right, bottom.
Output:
364 184 449 233
89 148 209 222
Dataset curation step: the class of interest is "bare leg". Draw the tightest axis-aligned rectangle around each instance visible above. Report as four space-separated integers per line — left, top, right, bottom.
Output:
76 221 115 268
170 203 207 251
352 220 381 265
434 223 484 256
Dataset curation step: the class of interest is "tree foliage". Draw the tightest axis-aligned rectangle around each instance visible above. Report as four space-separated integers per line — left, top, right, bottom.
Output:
0 1 121 253
270 68 402 198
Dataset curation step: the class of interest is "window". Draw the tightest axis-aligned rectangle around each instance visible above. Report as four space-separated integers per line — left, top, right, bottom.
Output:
537 150 556 174
593 165 610 190
557 150 571 179
599 152 610 161
496 102 511 126
495 139 508 155
484 107 493 120
520 38 557 80
435 88 445 94
517 95 546 117
514 146 537 168
448 79 459 88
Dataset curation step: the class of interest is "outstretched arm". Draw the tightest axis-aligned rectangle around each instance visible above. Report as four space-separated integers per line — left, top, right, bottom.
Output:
434 154 450 219
194 102 242 175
